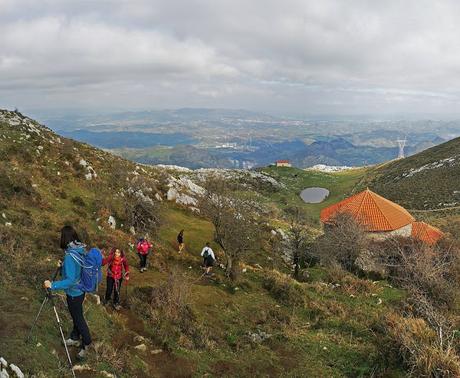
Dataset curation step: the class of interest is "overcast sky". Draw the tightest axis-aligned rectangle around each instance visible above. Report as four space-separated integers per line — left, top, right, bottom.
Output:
1 0 460 116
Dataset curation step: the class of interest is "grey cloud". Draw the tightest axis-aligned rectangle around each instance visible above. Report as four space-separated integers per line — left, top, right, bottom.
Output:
1 0 460 115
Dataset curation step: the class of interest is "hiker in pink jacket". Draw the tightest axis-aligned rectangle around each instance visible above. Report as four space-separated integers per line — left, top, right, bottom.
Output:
136 237 152 272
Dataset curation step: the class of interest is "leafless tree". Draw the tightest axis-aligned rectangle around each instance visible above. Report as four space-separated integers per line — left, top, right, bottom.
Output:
124 177 161 236
199 176 262 280
285 206 313 279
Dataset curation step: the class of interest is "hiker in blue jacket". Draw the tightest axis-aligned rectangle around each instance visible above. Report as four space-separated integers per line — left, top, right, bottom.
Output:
44 226 92 360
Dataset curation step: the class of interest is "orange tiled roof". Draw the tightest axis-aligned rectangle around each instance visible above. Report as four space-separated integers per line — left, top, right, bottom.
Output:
320 189 415 232
276 160 290 163
411 221 444 245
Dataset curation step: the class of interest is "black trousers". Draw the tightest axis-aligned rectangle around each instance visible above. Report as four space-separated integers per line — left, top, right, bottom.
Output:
138 252 148 268
66 293 92 347
105 276 123 304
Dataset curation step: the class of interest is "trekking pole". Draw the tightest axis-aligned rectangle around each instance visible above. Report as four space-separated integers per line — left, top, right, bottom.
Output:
193 272 207 284
47 288 76 378
124 277 128 305
26 265 61 343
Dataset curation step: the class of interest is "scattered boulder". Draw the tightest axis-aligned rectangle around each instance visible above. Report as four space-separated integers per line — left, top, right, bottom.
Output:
9 364 24 378
73 364 92 372
134 344 147 352
101 371 116 378
107 216 116 230
248 330 272 343
0 358 7 369
167 187 178 201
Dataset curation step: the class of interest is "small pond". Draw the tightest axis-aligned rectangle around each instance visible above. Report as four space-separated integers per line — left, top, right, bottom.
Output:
300 187 330 203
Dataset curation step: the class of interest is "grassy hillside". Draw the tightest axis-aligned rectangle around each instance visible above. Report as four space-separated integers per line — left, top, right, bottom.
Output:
357 137 460 211
0 110 408 377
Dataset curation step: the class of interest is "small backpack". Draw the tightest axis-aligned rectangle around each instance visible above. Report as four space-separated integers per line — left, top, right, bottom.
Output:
71 247 103 293
203 248 210 259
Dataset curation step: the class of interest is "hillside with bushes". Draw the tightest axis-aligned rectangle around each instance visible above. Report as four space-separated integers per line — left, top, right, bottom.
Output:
1 110 459 377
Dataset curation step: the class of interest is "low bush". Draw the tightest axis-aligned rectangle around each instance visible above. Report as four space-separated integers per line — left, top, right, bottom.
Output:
263 270 307 306
71 195 86 207
0 166 39 201
129 271 211 349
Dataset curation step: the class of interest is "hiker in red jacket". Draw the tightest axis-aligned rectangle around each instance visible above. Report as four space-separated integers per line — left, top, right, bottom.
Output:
136 237 152 272
102 248 129 309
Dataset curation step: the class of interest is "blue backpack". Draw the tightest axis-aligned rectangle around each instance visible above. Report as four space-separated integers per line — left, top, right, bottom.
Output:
71 247 103 293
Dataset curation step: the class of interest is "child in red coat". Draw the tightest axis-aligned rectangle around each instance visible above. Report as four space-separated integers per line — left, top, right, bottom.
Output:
102 248 129 309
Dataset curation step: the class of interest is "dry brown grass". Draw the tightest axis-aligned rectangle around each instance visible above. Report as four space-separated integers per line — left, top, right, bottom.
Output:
386 312 460 377
129 270 212 350
90 341 129 372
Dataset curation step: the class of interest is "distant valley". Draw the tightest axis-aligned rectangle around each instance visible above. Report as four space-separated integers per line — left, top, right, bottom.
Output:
41 108 460 169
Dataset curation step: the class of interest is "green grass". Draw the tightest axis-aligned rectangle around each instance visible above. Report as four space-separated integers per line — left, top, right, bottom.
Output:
356 137 460 211
259 166 366 219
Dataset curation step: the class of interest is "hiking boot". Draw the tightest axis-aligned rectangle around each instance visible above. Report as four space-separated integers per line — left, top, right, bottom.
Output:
114 304 122 310
77 345 90 360
64 338 80 347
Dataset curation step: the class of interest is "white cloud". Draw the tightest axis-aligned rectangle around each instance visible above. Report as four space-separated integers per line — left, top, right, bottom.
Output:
1 0 460 115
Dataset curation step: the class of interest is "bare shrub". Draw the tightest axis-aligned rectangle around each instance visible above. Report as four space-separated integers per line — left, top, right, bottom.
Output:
376 238 460 376
130 271 211 349
381 237 460 313
148 272 192 324
386 312 460 377
314 212 368 272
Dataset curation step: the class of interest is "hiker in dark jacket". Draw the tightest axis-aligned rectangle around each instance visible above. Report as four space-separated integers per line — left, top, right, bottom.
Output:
102 248 129 309
43 226 92 360
136 237 152 272
177 229 185 253
200 242 216 276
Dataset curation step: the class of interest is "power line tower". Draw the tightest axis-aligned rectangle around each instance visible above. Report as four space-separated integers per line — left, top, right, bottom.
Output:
396 138 406 159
